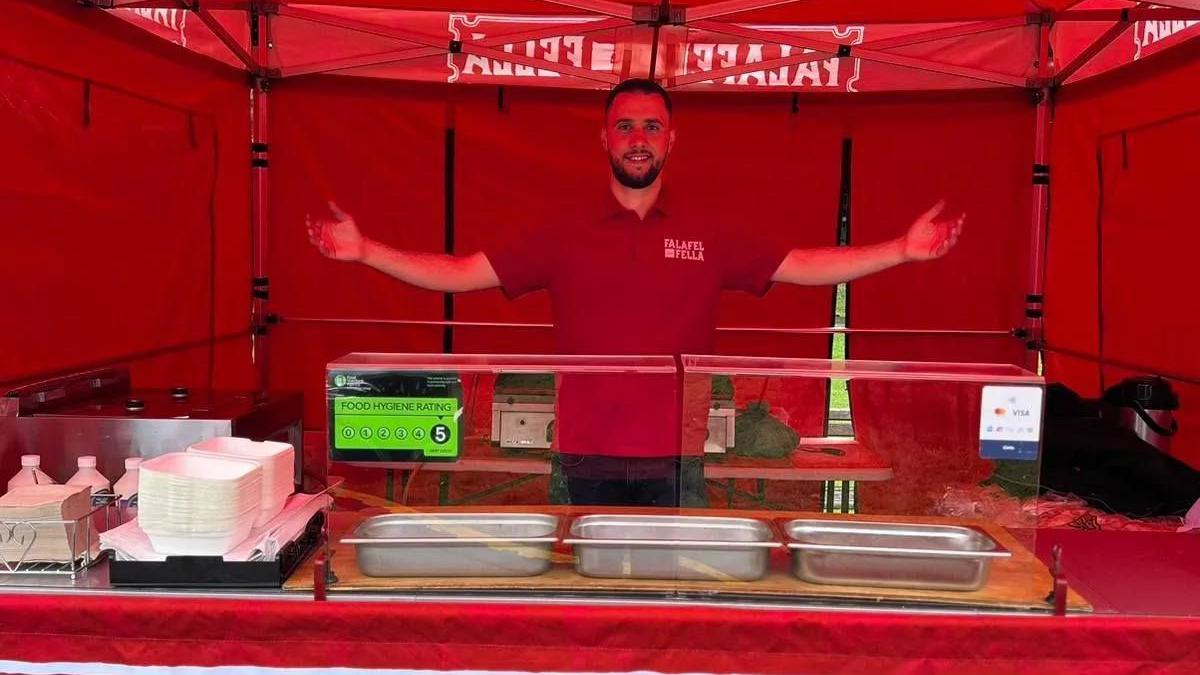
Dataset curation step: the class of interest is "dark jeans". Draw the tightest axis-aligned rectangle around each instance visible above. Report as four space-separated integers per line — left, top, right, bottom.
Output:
567 474 681 507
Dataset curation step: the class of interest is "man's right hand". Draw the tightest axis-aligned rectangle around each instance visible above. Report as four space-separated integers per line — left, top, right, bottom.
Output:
307 201 366 262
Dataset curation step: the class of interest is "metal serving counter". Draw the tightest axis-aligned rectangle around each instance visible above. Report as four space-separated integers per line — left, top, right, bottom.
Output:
0 556 1041 615
2 506 1198 621
281 508 1088 615
0 367 304 487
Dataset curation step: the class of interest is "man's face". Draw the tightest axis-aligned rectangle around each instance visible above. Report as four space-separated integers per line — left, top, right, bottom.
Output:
601 92 675 189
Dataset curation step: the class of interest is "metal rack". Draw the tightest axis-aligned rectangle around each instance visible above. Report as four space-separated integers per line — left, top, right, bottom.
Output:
0 494 124 578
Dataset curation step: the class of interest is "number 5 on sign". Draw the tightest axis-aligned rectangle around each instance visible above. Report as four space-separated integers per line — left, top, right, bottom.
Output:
424 421 458 458
431 424 451 445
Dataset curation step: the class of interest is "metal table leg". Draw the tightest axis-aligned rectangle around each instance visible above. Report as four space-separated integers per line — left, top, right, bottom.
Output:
821 480 858 514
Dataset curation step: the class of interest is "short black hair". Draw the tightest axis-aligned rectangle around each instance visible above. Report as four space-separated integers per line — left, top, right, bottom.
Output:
604 78 672 117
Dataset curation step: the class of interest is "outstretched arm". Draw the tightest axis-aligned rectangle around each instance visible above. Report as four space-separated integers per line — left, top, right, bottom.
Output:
771 200 964 286
307 202 500 293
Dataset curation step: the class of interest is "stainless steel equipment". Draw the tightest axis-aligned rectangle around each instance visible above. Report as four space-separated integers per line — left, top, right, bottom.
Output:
0 368 304 490
706 403 735 454
565 514 779 581
343 513 559 577
785 519 1011 591
491 375 556 450
1104 376 1179 453
491 396 556 450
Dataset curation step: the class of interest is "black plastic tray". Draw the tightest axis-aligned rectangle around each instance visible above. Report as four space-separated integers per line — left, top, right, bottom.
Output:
108 511 325 588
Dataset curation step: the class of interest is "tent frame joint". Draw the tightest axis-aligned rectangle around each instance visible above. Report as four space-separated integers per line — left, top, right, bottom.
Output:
251 72 276 91
1032 163 1050 185
1010 327 1044 353
633 3 685 26
250 1 280 15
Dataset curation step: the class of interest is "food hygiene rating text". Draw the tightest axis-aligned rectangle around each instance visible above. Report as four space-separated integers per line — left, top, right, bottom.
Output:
337 400 456 414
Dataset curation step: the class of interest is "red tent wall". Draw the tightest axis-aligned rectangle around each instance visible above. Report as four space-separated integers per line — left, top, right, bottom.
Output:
844 92 1034 366
1045 40 1200 468
0 1 254 393
840 91 1036 514
267 77 448 428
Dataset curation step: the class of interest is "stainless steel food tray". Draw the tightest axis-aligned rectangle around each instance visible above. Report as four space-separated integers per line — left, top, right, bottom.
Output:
564 515 780 582
785 519 1011 591
343 513 558 577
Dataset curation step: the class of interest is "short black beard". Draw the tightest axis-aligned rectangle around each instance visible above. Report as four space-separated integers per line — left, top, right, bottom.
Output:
609 155 665 189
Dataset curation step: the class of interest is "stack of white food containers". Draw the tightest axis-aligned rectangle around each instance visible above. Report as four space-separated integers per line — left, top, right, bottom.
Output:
187 437 295 527
137 453 263 556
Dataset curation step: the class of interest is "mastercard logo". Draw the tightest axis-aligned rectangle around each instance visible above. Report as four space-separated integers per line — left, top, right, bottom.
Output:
994 408 1007 416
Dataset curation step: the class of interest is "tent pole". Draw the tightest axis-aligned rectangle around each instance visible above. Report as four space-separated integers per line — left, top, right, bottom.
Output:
669 49 835 87
282 46 445 78
863 16 1033 50
1053 20 1132 86
196 7 258 71
1057 6 1200 21
278 5 619 84
691 19 1029 87
1024 19 1053 372
278 316 1014 338
538 0 636 20
250 7 272 393
281 18 629 78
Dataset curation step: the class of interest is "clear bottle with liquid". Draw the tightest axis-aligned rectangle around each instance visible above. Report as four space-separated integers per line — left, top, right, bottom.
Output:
113 457 141 500
113 457 141 519
66 456 111 495
7 455 56 492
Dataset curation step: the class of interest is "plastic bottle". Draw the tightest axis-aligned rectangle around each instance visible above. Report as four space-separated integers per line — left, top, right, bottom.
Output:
6 455 56 492
113 457 141 500
66 456 111 495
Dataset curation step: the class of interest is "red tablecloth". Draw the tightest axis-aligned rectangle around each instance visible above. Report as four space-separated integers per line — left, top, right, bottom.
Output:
1036 528 1200 616
0 592 1196 673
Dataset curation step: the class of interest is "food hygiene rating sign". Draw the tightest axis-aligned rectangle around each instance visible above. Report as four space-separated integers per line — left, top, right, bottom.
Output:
979 386 1043 461
333 397 460 458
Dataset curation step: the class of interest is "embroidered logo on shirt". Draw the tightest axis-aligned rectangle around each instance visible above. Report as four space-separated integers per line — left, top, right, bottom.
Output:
664 238 705 261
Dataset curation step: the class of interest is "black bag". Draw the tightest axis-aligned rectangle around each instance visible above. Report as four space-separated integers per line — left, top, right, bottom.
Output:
1040 383 1199 518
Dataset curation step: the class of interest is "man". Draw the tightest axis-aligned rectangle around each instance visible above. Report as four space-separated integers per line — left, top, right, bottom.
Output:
308 78 963 507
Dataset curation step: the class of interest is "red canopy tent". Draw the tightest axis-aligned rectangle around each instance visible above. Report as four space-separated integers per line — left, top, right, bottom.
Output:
1 0 1199 670
3 0 1197 464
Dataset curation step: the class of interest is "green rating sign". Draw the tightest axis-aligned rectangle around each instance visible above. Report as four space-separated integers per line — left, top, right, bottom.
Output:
332 397 460 458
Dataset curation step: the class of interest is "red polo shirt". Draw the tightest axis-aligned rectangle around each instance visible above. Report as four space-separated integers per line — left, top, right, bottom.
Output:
485 188 789 458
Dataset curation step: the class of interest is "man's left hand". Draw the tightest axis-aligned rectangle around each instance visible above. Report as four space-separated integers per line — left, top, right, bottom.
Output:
902 199 964 262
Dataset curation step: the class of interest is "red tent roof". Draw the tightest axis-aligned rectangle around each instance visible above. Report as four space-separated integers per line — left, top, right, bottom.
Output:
99 0 1200 92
